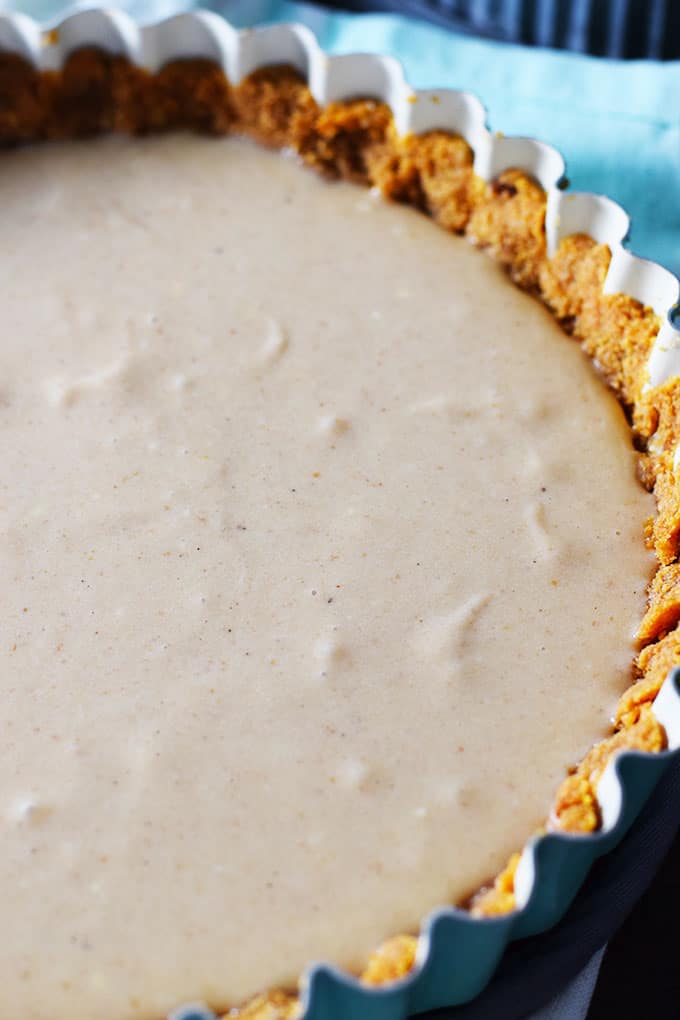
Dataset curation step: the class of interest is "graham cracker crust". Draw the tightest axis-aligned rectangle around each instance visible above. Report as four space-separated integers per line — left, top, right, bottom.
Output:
1 47 676 1020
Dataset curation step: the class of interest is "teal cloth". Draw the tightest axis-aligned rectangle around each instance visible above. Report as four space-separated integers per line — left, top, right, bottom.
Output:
3 0 680 277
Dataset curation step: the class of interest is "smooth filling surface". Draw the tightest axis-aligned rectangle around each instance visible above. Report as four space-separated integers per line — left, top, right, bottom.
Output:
0 134 653 1019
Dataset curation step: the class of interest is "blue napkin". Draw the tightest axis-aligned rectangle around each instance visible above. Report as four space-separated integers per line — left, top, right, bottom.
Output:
3 0 679 279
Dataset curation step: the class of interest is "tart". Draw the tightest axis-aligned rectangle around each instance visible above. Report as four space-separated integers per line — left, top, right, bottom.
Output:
0 12 679 1020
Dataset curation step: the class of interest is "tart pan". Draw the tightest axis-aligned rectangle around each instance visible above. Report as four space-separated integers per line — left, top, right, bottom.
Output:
1 8 679 1018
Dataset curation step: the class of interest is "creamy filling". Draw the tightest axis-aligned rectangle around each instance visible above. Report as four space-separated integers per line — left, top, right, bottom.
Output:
0 134 653 1019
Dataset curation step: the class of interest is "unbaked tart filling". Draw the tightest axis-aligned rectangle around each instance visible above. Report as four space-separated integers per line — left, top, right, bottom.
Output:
0 47 677 1020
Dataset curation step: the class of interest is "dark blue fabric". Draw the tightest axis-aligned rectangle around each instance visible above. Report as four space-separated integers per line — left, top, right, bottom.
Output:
314 0 680 58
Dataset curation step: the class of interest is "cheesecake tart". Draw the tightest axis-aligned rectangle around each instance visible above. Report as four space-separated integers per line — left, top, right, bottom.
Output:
1 17 679 1020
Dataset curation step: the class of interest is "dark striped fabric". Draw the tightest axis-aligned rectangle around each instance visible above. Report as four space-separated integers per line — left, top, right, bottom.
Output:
318 0 680 58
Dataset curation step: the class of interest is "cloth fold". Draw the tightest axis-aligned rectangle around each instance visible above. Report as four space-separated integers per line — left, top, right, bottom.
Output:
531 948 605 1020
